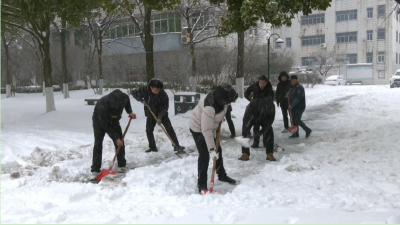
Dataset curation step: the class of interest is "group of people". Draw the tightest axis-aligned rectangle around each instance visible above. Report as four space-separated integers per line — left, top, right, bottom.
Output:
89 74 312 194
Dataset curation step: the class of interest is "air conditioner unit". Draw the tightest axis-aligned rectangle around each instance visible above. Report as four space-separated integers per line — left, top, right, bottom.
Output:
181 28 190 44
321 43 326 49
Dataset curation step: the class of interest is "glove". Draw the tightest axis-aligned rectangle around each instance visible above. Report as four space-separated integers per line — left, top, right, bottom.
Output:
277 103 280 107
129 113 136 119
142 101 147 106
288 105 292 110
209 148 219 159
116 138 124 148
157 118 162 125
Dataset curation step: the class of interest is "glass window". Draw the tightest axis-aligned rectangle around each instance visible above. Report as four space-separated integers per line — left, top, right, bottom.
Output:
286 38 291 48
366 53 373 63
301 14 325 25
378 70 385 78
301 57 315 66
377 29 385 40
377 52 385 63
367 30 373 41
161 20 168 33
367 8 373 18
347 54 357 64
378 5 385 17
336 32 357 43
336 10 357 22
301 35 325 46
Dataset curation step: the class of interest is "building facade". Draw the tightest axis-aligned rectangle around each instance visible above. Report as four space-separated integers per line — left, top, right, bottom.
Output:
272 0 399 85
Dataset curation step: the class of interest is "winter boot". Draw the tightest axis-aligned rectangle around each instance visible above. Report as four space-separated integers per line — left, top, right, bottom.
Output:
90 172 99 180
281 128 290 133
266 153 276 161
173 145 185 152
306 129 312 138
198 184 208 194
230 134 236 138
289 132 299 139
117 167 127 173
218 175 236 185
145 148 158 153
251 143 259 148
238 153 249 161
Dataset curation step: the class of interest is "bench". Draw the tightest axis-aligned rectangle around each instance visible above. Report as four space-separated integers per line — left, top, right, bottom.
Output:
84 99 99 105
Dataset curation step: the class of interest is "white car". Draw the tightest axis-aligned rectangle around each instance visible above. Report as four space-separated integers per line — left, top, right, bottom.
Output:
324 75 346 86
390 69 400 88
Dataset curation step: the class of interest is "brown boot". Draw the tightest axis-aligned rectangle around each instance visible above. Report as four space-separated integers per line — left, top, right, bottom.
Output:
266 153 276 161
238 153 249 161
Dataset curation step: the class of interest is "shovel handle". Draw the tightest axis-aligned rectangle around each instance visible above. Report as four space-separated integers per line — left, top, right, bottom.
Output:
145 102 177 147
209 122 221 193
109 117 132 171
288 97 294 126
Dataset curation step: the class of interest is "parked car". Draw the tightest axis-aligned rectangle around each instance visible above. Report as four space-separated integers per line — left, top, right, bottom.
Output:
390 69 400 88
324 75 346 86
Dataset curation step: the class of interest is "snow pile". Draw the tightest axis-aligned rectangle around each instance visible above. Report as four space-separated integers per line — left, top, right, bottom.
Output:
1 85 400 223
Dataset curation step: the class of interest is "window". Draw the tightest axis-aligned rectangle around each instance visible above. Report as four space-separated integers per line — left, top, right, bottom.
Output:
190 13 211 31
366 53 373 63
378 70 385 78
378 5 385 17
150 12 182 34
367 8 373 18
377 29 385 40
275 38 282 48
336 10 357 22
301 14 325 25
347 54 357 64
301 57 315 66
301 35 325 46
397 31 398 42
377 52 385 63
367 30 373 41
286 38 292 48
336 32 357 43
248 27 258 36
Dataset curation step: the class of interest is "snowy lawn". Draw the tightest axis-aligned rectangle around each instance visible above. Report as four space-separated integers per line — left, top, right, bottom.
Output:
1 85 400 224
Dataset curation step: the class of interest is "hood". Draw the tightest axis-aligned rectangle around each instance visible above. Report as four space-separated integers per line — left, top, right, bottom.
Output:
107 89 128 109
213 84 238 106
278 72 289 82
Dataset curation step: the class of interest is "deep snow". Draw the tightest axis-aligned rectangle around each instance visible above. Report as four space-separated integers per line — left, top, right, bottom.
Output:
1 85 400 224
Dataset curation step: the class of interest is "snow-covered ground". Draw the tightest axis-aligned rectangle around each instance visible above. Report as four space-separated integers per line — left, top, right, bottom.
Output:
1 85 400 224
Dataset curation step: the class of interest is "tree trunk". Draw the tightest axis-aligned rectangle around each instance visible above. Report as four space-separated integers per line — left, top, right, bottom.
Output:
144 7 154 82
97 33 103 95
189 41 197 92
236 31 245 98
60 19 69 99
41 19 56 112
1 32 11 98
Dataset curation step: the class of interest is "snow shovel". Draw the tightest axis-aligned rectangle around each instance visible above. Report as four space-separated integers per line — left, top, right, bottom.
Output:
96 117 132 182
201 122 222 195
287 97 298 134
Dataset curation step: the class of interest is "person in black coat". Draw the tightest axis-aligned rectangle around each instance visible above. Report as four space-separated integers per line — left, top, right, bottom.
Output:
275 71 291 133
131 78 185 153
287 75 312 138
225 104 235 138
244 75 274 148
238 96 276 161
91 89 137 177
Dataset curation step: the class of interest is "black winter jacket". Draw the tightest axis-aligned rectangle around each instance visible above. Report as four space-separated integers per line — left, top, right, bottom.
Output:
131 79 169 119
244 81 274 101
242 97 275 137
275 76 291 104
288 83 306 111
92 89 133 141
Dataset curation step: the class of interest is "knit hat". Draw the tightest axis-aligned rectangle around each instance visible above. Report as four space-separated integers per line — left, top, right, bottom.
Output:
290 75 298 80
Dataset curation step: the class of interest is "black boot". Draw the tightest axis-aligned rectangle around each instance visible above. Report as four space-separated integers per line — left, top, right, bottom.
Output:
145 148 158 153
251 143 259 148
289 132 299 139
306 129 312 138
230 134 236 138
218 175 236 185
174 145 185 152
198 184 208 194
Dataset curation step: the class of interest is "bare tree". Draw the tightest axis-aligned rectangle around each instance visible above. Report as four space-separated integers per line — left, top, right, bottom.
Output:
309 48 340 77
81 7 121 95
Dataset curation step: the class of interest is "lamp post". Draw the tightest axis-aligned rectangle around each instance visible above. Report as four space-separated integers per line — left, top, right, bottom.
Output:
267 33 284 80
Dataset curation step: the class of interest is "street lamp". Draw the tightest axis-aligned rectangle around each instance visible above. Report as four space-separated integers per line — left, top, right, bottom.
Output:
267 33 284 80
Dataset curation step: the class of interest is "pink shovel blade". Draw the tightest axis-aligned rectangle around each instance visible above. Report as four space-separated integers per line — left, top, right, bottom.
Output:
96 169 117 182
288 126 298 133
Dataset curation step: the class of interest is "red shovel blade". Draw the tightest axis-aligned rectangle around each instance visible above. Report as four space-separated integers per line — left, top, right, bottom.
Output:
96 169 117 182
200 190 220 195
288 126 298 133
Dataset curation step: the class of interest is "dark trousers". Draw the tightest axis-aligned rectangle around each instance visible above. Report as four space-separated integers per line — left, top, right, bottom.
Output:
146 115 179 149
243 125 274 155
292 109 311 134
190 129 226 187
91 120 126 173
280 100 289 129
225 110 235 136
